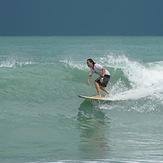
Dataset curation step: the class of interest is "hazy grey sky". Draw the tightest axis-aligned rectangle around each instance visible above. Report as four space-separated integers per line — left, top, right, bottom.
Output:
0 0 163 35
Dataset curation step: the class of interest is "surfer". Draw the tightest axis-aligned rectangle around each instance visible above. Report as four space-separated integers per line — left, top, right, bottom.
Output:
86 58 111 97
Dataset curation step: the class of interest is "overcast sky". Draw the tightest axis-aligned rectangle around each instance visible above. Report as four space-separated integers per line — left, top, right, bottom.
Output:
0 0 163 36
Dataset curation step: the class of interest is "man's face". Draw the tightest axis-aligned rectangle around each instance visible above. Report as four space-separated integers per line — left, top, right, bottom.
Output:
87 61 93 68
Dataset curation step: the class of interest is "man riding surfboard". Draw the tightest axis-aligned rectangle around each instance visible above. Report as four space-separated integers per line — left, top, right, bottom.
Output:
86 58 111 97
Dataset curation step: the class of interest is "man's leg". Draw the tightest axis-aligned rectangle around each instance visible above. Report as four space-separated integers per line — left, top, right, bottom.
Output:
100 86 109 94
94 81 101 97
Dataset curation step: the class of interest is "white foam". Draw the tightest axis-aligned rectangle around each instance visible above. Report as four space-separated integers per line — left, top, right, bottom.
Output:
111 87 162 101
124 61 163 88
0 59 35 68
60 59 87 70
99 55 131 69
100 55 163 101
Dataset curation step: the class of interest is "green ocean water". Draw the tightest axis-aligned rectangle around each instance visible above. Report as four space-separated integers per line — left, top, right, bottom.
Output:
0 36 163 163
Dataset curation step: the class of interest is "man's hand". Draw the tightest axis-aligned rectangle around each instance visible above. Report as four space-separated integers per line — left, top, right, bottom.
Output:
100 77 104 83
87 80 90 86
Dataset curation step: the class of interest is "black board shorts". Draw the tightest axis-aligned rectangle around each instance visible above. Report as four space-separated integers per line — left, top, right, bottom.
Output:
95 75 110 87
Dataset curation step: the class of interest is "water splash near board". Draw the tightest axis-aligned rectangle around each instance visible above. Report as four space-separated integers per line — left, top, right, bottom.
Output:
78 95 113 101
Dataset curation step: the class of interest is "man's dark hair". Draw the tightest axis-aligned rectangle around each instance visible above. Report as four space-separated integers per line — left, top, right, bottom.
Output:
87 58 96 66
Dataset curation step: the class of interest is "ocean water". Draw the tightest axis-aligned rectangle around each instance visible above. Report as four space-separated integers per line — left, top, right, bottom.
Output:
0 36 163 163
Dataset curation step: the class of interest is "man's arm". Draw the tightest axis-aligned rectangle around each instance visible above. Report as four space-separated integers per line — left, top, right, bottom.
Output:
101 67 106 77
87 75 92 85
100 67 106 83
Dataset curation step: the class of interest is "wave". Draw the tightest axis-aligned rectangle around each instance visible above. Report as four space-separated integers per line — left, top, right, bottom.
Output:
0 58 35 68
61 55 163 102
60 59 88 71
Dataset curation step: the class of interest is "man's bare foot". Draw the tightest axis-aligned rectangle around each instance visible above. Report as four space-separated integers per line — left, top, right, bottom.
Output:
94 94 102 98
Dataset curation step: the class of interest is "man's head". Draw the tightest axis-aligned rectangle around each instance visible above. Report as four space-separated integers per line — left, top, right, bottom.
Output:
87 58 95 68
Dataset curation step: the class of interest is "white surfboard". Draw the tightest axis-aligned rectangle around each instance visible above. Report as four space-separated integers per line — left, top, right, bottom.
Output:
78 95 113 101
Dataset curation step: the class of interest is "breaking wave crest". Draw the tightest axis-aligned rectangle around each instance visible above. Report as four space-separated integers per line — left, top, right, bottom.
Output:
0 57 35 68
61 55 163 104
